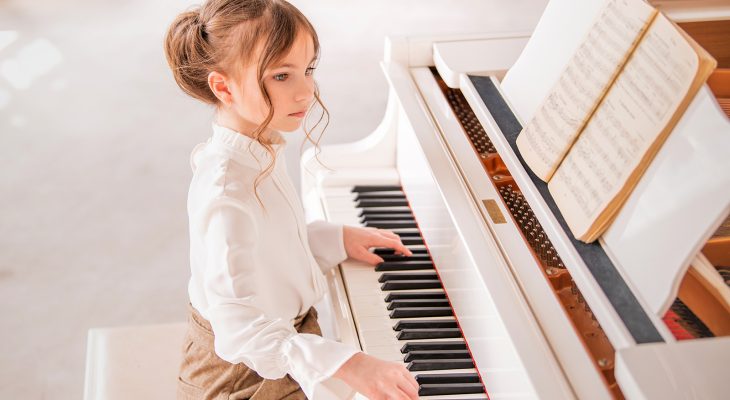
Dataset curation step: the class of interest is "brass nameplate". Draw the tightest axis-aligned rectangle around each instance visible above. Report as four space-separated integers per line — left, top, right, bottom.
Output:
483 199 506 224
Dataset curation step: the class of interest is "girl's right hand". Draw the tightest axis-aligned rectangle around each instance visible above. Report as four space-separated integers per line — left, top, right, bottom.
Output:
334 352 419 400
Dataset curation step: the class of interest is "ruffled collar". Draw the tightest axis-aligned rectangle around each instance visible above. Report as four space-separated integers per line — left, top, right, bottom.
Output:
211 122 286 162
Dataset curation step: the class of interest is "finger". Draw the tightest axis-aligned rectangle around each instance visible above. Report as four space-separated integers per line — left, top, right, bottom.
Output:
391 386 412 400
402 369 419 394
385 237 413 257
396 382 417 400
359 249 385 265
377 229 400 240
369 236 412 256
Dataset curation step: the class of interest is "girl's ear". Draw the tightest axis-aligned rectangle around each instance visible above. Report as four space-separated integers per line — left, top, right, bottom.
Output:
208 71 234 106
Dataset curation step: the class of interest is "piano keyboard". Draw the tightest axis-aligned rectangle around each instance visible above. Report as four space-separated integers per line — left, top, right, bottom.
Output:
325 184 489 399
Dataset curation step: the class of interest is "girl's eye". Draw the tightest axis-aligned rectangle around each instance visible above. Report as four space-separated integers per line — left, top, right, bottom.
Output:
273 68 316 82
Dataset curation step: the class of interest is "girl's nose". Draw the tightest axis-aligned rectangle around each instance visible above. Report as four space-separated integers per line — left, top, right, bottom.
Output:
294 78 315 103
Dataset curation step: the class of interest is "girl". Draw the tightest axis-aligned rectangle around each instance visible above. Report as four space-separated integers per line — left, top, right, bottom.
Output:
164 1 420 399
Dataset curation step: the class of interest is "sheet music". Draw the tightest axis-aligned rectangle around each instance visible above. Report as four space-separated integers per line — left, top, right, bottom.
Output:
499 0 730 321
516 0 656 181
549 13 699 239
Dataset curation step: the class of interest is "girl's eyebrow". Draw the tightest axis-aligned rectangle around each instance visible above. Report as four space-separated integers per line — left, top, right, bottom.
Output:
273 56 318 69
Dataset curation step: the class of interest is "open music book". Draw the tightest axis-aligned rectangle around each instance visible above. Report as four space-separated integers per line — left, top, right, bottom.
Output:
515 0 716 243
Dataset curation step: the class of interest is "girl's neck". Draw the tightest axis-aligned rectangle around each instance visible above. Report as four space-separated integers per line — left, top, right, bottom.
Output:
215 108 282 145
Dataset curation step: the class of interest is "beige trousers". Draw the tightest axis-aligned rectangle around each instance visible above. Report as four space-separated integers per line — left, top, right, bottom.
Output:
177 304 320 400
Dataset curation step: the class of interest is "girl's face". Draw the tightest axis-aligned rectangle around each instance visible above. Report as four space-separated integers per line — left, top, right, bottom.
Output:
226 31 317 139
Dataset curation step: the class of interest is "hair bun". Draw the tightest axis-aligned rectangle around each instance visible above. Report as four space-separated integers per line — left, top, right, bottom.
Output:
196 15 207 40
163 8 215 104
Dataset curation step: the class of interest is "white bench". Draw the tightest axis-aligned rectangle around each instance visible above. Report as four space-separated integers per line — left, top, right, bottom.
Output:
84 323 187 400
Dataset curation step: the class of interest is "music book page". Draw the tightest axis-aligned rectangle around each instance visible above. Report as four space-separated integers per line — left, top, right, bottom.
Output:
516 0 656 181
548 13 715 242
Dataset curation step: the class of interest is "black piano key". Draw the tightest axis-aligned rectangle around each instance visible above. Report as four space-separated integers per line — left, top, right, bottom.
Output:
388 299 450 309
382 280 442 291
360 213 413 220
418 383 485 396
375 261 434 272
415 373 480 384
401 341 466 353
359 208 412 217
407 359 474 371
390 307 453 319
415 398 484 400
404 350 471 362
393 319 457 331
374 248 428 256
379 254 431 262
360 213 413 221
389 230 422 238
354 193 405 201
360 214 416 222
396 328 462 340
385 292 445 302
378 272 438 283
356 199 409 208
401 237 424 245
351 185 403 193
364 221 418 229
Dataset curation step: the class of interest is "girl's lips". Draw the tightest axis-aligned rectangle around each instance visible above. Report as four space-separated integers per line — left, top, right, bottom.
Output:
289 111 305 118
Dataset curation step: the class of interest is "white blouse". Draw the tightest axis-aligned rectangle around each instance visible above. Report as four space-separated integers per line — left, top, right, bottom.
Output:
187 123 360 399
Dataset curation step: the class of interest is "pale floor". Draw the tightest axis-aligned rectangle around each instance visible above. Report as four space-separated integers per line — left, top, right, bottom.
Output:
0 1 539 398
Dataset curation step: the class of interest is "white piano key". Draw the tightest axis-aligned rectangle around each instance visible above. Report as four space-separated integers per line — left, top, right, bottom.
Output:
364 351 404 363
358 329 403 347
350 315 394 332
321 187 358 197
487 395 535 400
329 198 405 207
362 347 404 362
359 343 403 357
344 281 383 296
361 340 485 382
324 214 357 221
358 315 457 330
353 303 457 319
411 367 478 377
420 394 488 400
359 327 468 348
364 336 471 355
350 304 391 318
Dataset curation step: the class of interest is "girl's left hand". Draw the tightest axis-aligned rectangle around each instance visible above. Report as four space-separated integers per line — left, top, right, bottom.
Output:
343 225 413 265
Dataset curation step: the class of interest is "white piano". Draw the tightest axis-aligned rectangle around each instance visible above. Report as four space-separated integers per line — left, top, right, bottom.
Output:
302 1 730 398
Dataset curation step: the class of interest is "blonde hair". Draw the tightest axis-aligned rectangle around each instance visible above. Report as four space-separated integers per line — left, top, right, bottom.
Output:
164 0 329 205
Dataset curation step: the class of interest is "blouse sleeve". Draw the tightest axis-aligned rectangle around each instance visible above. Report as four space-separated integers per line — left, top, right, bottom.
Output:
200 196 359 399
306 220 348 274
